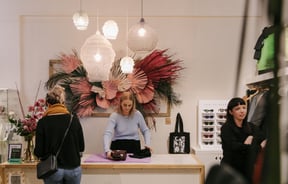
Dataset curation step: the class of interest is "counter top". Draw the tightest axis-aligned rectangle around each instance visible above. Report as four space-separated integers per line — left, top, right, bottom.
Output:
0 154 203 169
81 154 203 169
0 154 205 184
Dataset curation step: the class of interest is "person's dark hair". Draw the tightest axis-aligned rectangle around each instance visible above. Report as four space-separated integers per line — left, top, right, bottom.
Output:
205 164 248 184
226 97 247 123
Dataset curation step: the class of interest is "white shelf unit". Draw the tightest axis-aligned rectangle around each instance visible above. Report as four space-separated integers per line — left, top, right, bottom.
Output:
0 88 20 118
197 100 228 150
0 88 20 163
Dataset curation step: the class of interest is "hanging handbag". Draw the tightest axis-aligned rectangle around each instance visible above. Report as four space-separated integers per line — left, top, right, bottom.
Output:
36 115 73 179
169 113 190 154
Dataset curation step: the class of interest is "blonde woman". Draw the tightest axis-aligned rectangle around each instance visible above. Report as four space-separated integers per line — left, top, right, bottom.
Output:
103 92 151 159
34 85 85 184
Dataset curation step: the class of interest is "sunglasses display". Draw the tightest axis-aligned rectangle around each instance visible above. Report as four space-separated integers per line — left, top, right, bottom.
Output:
198 100 228 148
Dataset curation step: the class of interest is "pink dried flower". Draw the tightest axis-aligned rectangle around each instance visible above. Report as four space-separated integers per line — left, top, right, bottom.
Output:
8 98 46 137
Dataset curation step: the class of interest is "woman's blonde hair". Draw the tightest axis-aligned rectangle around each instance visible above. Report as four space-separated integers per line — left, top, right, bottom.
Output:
46 85 65 105
117 91 136 116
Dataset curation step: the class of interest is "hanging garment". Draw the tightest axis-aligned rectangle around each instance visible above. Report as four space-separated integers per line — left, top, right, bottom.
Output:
253 26 275 74
247 89 270 135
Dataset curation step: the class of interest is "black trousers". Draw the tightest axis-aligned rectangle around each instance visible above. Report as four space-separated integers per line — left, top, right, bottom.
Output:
110 139 141 153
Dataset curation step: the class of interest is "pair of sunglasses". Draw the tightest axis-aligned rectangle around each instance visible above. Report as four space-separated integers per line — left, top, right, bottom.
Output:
203 134 213 138
203 115 214 119
203 141 214 145
203 109 214 113
203 127 214 132
203 121 214 125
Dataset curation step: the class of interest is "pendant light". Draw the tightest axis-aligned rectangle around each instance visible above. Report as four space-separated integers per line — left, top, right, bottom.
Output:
102 20 119 40
72 0 89 30
128 0 158 53
120 13 135 74
80 14 116 82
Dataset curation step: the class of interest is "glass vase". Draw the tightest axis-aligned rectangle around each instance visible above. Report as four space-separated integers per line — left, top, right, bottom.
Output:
23 134 36 162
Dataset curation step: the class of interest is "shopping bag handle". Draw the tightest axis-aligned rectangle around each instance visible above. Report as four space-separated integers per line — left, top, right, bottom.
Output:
174 113 184 133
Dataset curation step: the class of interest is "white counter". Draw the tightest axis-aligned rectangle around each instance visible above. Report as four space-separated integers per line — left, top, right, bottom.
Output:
0 154 204 184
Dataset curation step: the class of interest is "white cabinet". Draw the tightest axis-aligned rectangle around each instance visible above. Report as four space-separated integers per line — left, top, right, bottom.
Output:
195 100 227 177
192 147 223 177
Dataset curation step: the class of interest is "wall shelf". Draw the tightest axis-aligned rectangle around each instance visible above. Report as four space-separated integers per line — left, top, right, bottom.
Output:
246 66 288 87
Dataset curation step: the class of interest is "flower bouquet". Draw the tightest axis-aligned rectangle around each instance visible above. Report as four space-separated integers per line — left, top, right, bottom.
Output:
8 98 46 138
8 98 46 162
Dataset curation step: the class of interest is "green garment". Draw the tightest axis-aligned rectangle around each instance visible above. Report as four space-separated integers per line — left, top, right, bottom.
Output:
257 33 274 73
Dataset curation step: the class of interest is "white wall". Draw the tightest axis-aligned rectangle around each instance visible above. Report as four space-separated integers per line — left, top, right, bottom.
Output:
0 0 270 154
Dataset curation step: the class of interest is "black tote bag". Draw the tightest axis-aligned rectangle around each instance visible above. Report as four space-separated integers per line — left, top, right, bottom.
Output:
169 113 190 154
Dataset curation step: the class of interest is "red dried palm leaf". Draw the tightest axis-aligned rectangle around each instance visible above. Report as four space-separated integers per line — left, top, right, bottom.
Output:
134 50 183 88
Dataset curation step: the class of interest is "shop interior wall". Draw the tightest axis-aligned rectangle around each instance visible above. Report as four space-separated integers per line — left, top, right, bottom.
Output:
0 0 267 154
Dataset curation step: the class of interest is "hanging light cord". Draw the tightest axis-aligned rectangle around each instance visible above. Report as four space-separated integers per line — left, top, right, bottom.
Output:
141 0 143 19
139 0 145 23
96 9 99 31
79 0 82 12
126 12 129 55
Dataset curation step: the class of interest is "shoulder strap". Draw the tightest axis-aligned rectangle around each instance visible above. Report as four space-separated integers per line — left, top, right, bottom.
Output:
55 115 73 157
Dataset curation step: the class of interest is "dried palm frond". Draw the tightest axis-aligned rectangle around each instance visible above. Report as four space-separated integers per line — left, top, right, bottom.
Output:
59 49 82 73
45 72 74 89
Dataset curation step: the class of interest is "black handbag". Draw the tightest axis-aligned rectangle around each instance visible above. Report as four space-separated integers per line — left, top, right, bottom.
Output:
36 115 73 179
111 150 127 161
169 113 190 154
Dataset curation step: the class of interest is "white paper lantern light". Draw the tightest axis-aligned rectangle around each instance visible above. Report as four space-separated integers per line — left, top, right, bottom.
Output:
127 18 158 53
120 56 134 73
80 31 116 82
73 11 89 30
102 20 119 40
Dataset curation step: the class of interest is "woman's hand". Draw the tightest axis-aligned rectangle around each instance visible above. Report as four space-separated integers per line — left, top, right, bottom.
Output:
144 146 152 153
244 135 253 145
105 151 113 159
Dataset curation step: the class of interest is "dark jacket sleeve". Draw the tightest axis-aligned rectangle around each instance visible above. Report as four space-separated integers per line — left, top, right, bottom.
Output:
75 116 85 152
221 123 250 152
34 118 44 158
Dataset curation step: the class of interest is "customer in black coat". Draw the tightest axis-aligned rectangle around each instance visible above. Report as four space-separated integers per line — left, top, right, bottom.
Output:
220 97 266 183
34 85 85 184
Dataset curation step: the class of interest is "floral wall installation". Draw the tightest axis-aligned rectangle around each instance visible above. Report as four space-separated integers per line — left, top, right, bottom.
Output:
46 49 184 128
